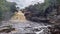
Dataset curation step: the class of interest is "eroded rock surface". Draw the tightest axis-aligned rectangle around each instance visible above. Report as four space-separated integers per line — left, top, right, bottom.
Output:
0 20 51 34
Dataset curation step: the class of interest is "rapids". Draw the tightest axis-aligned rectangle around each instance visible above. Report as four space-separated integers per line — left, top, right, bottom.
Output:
0 11 51 34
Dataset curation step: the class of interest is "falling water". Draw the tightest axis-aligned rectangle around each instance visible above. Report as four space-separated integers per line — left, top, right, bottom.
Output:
0 10 51 34
11 11 26 22
0 0 51 34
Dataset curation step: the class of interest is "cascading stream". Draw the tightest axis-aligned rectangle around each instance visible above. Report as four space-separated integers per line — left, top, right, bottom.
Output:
11 11 26 22
0 11 51 34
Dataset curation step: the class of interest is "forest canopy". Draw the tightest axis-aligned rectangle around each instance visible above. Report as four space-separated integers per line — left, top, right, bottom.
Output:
0 0 16 20
22 0 60 22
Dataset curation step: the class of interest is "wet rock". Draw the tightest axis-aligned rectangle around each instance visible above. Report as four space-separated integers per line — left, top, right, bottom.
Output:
48 25 60 34
0 25 15 33
0 20 51 34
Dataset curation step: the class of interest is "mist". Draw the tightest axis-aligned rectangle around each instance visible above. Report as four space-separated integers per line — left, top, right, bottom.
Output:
6 0 44 9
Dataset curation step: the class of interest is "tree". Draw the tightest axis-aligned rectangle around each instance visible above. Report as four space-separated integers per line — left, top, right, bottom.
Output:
0 0 16 21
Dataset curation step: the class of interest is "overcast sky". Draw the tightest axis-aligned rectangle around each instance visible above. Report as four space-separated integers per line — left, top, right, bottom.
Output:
7 0 44 9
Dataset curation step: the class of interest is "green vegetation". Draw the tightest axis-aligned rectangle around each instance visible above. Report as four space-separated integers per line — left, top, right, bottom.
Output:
0 0 16 21
23 0 60 23
24 0 52 17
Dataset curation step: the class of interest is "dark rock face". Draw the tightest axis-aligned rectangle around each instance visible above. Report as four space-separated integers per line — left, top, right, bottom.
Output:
48 25 60 34
0 25 15 33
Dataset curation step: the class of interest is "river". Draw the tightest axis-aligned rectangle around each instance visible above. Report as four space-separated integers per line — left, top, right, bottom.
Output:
0 11 51 34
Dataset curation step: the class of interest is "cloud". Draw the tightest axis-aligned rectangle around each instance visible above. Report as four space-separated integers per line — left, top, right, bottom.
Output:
6 0 44 9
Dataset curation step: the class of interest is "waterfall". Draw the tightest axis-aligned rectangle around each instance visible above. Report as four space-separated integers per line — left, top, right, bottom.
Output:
0 12 51 34
0 10 51 34
11 11 26 22
0 0 52 34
